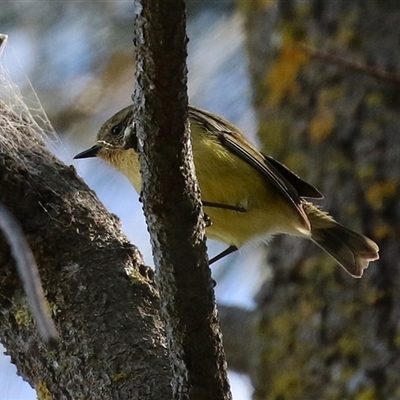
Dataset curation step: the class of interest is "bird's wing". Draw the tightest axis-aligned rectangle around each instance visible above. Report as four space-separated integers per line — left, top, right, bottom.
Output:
189 105 316 229
263 155 323 199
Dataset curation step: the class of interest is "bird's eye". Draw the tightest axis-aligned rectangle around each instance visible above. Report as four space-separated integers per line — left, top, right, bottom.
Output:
111 124 123 136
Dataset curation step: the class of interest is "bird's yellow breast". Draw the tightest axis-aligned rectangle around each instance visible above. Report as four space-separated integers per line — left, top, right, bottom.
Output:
99 148 142 193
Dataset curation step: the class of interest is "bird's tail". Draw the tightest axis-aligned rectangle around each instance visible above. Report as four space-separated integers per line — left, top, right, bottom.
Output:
302 201 379 278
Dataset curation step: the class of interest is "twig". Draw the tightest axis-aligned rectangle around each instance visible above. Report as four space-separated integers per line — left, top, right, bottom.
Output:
0 202 58 344
301 44 400 88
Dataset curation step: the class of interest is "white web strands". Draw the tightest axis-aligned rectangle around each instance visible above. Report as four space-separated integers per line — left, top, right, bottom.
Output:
0 34 62 159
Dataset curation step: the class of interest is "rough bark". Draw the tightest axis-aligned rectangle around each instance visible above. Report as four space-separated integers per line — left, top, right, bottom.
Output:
0 103 172 399
132 1 231 399
236 0 400 398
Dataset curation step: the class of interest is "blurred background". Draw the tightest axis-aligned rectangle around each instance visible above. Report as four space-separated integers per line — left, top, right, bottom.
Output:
2 1 400 399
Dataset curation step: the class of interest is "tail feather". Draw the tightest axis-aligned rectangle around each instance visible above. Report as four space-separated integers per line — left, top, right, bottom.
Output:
303 202 379 278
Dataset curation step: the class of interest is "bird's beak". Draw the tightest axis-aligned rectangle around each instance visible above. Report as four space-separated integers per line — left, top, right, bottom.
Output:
73 144 101 159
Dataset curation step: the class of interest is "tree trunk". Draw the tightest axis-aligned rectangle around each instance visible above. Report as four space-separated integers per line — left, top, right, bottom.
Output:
0 102 172 399
237 0 400 398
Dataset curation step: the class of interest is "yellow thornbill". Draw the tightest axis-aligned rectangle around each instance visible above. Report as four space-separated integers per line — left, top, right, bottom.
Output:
74 105 379 278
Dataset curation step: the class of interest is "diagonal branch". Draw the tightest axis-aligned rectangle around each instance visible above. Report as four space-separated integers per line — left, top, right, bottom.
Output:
0 100 171 399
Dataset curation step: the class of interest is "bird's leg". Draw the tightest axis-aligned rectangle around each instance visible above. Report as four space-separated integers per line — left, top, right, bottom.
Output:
202 201 246 213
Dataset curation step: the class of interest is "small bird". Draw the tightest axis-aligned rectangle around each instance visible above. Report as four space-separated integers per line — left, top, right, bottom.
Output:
74 105 379 278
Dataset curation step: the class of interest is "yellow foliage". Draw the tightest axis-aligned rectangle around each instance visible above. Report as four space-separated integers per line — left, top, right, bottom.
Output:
299 298 320 318
338 332 361 357
357 165 376 181
366 92 384 106
336 27 360 47
363 288 386 305
271 312 297 336
265 43 309 106
365 180 398 210
342 301 362 318
307 86 347 144
269 371 305 399
301 254 338 282
373 223 396 240
319 85 346 104
355 387 378 400
335 10 362 48
308 109 335 144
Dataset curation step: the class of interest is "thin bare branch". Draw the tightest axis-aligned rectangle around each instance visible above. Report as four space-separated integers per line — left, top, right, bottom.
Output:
0 201 58 344
302 44 400 88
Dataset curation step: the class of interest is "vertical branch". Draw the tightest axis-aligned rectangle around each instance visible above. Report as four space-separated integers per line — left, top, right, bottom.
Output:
132 1 232 399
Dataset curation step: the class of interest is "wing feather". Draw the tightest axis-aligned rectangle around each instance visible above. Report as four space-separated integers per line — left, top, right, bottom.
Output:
189 106 311 230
